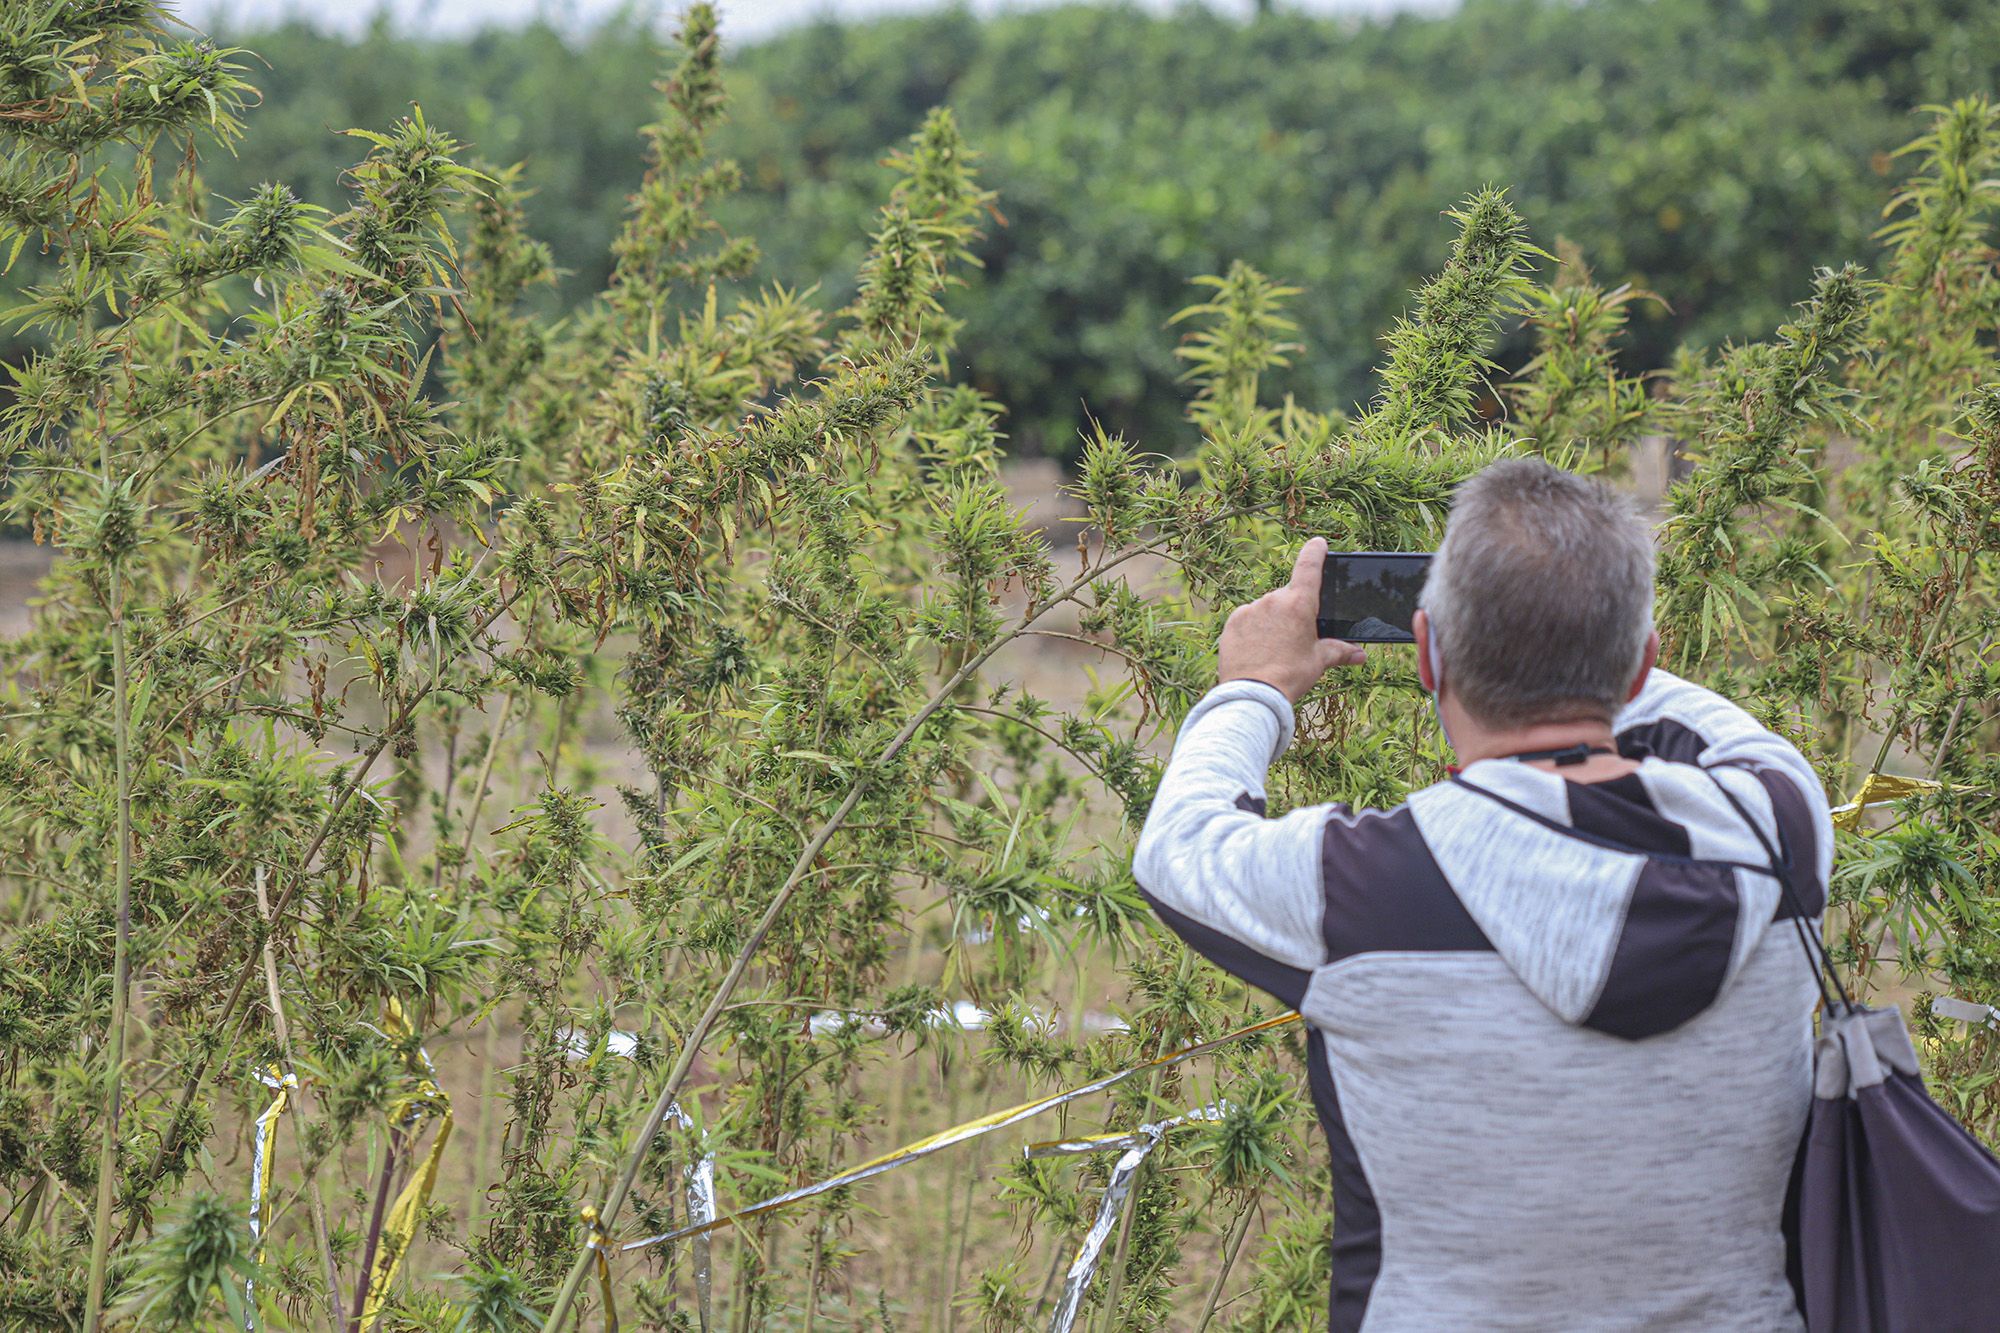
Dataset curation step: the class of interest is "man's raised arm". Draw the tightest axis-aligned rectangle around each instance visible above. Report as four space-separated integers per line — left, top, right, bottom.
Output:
1131 539 1366 1005
1132 679 1329 998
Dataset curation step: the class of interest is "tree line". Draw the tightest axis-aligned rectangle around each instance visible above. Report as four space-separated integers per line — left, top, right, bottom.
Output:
168 0 2000 455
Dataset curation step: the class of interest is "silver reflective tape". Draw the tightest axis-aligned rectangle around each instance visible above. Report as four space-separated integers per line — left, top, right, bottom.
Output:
1025 1132 1151 1159
619 1021 1293 1253
1038 1105 1228 1333
666 1102 716 1333
558 1025 641 1060
244 1067 295 1333
245 1113 271 1333
1026 1104 1226 1162
1046 1136 1156 1333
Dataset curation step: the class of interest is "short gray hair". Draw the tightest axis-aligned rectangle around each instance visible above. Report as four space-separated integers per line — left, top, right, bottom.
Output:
1419 458 1655 727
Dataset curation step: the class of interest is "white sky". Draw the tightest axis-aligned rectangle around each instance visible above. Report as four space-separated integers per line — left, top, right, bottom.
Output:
178 0 1450 45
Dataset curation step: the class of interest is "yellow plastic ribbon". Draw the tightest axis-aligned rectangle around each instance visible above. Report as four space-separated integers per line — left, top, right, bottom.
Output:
580 1205 621 1333
621 1012 1301 1253
361 999 454 1333
1830 772 1962 832
244 1064 297 1331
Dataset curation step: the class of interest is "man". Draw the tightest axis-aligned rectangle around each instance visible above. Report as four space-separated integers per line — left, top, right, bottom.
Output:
1133 459 1828 1331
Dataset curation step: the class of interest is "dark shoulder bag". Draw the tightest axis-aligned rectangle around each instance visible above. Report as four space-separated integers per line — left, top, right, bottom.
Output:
1713 771 2000 1331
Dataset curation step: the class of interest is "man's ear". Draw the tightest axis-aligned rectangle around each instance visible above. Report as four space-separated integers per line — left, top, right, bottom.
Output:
1415 610 1439 694
1626 629 1660 702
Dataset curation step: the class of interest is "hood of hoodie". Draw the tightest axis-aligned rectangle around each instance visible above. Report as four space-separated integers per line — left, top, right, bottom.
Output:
1406 756 1787 1040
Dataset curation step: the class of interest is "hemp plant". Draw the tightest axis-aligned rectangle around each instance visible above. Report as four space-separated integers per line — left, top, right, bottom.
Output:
1 2 537 1327
2 4 1997 1332
1641 100 2000 1143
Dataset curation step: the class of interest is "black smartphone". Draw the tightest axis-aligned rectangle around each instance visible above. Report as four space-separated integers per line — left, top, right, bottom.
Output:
1318 551 1434 643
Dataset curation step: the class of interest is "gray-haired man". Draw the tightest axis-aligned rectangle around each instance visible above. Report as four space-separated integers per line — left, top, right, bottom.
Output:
1134 459 1825 1330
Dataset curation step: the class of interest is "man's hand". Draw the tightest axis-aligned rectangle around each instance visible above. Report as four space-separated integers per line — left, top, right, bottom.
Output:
1217 537 1366 703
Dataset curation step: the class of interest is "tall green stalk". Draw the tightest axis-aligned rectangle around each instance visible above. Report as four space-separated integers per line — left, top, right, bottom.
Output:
83 467 135 1333
1194 1196 1257 1332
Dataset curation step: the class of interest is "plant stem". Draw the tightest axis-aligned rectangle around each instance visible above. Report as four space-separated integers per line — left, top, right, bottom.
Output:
1194 1196 1256 1333
945 1156 978 1331
1926 631 1993 783
1095 1173 1141 1333
474 1011 503 1229
348 1125 406 1333
82 525 134 1333
1864 541 1982 780
1032 1243 1067 1318
452 691 515 891
802 1213 823 1333
257 867 346 1332
932 1074 964 1330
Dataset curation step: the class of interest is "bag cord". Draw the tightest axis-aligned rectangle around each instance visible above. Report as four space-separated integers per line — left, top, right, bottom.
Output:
1704 769 1855 1016
1447 764 1854 1014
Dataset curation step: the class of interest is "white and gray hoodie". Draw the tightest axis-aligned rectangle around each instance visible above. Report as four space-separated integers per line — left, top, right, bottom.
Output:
1133 669 1831 1331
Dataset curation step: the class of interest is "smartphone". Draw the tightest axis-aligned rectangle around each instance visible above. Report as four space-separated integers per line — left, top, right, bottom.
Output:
1318 551 1434 643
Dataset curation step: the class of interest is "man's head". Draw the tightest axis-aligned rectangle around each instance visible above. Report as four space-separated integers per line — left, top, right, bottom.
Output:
1417 458 1656 729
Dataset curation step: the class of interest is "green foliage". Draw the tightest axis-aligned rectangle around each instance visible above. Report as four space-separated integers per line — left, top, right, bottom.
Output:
117 1192 258 1329
1507 242 1659 471
0 3 1997 1332
131 0 2000 458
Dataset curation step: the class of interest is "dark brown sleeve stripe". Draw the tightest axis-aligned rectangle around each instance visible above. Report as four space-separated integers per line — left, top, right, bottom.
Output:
1743 765 1825 920
1138 888 1313 1011
1566 773 1693 858
1583 858 1742 1039
1616 715 1711 765
1320 805 1493 964
1310 1030 1381 1333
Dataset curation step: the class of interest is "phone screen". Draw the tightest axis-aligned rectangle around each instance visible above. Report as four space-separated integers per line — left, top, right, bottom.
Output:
1318 552 1434 643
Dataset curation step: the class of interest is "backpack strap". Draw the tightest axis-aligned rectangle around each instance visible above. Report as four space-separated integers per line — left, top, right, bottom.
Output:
1703 766 1853 1015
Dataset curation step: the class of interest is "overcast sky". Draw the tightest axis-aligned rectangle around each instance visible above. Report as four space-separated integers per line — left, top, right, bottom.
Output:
179 1 1451 45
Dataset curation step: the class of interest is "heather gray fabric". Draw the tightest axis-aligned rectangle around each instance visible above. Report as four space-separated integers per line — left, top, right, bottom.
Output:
1133 669 1829 1330
1814 1005 1921 1099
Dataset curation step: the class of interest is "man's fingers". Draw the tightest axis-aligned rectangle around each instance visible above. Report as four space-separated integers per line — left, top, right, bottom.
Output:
1318 638 1366 670
1288 537 1328 597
